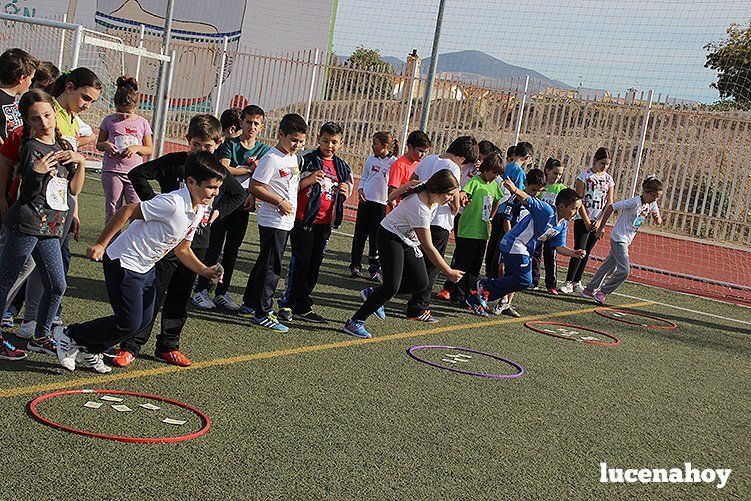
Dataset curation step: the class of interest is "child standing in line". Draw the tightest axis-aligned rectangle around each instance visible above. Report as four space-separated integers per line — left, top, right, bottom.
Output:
219 107 242 141
97 76 153 222
192 105 271 311
278 122 353 323
0 48 36 145
0 90 86 360
560 147 613 294
344 170 464 339
238 113 308 332
581 177 663 304
531 158 567 294
54 153 224 372
469 181 586 310
383 130 431 213
349 131 397 281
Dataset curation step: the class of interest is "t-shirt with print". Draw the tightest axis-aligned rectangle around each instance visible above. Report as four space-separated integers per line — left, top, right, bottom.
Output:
0 127 22 207
610 195 660 245
106 186 205 273
577 169 614 220
458 175 504 240
358 154 396 205
252 147 300 231
100 114 153 173
0 89 21 141
381 192 437 256
53 98 80 151
499 195 530 229
412 154 461 231
4 138 75 238
500 197 568 257
540 183 567 206
295 157 338 224
217 136 271 189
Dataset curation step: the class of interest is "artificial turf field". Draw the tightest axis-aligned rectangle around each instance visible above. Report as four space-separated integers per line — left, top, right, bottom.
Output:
1 176 749 500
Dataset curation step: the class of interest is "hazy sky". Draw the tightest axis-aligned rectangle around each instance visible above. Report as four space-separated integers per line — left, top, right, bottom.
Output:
332 0 751 102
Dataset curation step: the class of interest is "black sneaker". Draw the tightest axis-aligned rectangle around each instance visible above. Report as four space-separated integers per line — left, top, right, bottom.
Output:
502 305 521 318
349 267 363 278
278 307 293 322
293 310 327 323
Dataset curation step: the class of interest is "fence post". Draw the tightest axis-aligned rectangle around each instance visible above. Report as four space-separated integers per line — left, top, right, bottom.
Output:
156 50 176 157
514 75 530 144
304 48 321 125
135 23 145 81
212 35 229 118
631 89 654 196
56 14 67 69
400 62 419 155
70 24 84 68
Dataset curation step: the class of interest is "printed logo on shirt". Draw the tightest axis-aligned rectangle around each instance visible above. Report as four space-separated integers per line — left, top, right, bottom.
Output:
2 103 22 137
279 167 291 178
538 226 561 242
124 126 138 135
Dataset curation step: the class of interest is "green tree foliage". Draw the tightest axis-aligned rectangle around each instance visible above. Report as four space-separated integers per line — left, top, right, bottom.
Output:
326 46 395 100
705 21 751 107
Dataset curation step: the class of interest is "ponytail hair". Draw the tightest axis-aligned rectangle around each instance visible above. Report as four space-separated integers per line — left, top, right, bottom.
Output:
405 169 459 199
48 67 103 98
114 75 139 110
18 89 72 155
373 131 396 155
544 157 562 172
642 175 663 193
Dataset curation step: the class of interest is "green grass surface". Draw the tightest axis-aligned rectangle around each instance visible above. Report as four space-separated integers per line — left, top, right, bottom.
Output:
1 176 749 499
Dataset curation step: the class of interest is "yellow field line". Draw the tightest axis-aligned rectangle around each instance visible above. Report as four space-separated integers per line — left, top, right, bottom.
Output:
0 301 651 399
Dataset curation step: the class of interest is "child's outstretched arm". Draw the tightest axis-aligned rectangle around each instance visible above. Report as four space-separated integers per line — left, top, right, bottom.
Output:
387 179 420 204
502 179 529 204
595 204 614 238
556 246 587 259
87 202 143 261
173 240 222 281
414 227 464 283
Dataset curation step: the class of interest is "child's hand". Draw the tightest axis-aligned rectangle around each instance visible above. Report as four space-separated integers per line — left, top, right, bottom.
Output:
277 199 292 216
200 263 224 284
358 188 366 202
102 142 119 156
57 150 85 166
338 183 349 198
459 191 470 206
120 145 140 158
313 170 325 183
573 249 587 259
32 151 58 174
87 243 105 261
244 193 256 212
69 216 81 241
445 268 465 283
502 178 517 193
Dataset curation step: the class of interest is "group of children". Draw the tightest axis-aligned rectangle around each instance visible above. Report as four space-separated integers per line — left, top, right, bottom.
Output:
0 46 665 369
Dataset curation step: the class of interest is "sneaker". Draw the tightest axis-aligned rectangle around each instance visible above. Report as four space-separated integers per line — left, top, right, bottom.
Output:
475 280 489 309
53 326 79 371
466 301 489 317
27 336 57 356
0 337 26 360
349 267 363 278
581 289 606 304
252 313 289 333
343 319 372 339
502 305 521 318
369 271 382 283
52 315 63 326
573 282 585 293
408 310 439 323
112 349 135 368
16 320 37 339
278 307 293 322
559 281 575 294
214 293 241 312
76 351 112 373
360 287 385 320
191 290 216 310
491 301 509 316
238 304 255 318
547 288 560 295
1 311 14 328
155 350 192 367
293 310 327 323
436 288 451 302
102 347 118 358
528 285 540 291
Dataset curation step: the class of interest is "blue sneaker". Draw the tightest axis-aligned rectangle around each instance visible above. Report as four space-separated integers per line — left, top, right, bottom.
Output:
343 319 372 339
238 304 255 318
475 279 489 309
360 287 385 320
252 313 289 333
1 311 14 329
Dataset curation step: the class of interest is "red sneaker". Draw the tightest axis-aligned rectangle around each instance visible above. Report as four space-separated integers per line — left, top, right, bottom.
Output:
436 288 451 301
547 288 560 295
112 349 135 367
0 337 26 360
156 350 192 367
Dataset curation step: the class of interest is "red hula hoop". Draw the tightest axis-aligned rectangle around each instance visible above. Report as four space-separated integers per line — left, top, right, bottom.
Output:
524 321 621 347
594 307 678 330
28 389 211 444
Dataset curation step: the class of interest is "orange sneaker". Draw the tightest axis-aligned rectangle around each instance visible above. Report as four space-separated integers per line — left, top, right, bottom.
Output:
156 350 192 367
112 349 135 367
436 288 451 301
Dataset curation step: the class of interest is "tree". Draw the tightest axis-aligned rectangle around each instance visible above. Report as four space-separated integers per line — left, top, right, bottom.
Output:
705 21 751 106
326 46 395 100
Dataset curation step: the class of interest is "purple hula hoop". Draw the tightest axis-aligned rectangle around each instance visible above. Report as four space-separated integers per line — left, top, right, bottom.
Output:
407 345 524 379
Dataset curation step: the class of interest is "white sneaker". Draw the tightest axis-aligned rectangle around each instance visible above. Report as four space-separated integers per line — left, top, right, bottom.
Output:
191 290 216 310
214 293 241 311
76 351 112 373
491 300 510 316
573 282 585 293
16 320 37 339
53 325 78 371
560 281 574 294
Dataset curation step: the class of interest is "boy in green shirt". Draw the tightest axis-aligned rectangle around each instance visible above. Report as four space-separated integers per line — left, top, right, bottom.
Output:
532 158 567 293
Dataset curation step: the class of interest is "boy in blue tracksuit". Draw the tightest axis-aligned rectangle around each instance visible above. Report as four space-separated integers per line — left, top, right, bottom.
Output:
471 179 586 306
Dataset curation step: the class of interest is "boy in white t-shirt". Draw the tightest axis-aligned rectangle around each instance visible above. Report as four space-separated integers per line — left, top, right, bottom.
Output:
238 113 308 332
581 177 663 304
54 152 225 372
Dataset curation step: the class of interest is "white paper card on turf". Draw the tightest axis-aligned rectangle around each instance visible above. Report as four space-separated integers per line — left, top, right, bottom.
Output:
162 418 186 426
581 336 600 341
139 403 161 411
83 401 102 409
100 395 123 402
112 404 132 412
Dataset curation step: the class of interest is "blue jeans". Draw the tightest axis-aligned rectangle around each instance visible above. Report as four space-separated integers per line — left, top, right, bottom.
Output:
483 252 533 302
0 228 66 338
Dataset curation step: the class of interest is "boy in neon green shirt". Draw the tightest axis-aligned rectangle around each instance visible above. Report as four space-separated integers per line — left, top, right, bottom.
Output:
532 158 566 292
